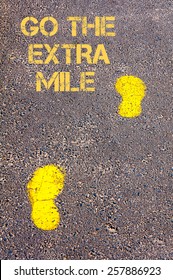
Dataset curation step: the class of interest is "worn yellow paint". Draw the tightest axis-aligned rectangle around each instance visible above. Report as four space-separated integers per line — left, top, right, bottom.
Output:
115 76 146 118
27 165 65 230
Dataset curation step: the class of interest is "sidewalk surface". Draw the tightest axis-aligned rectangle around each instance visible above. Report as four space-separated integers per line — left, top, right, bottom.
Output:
1 0 172 259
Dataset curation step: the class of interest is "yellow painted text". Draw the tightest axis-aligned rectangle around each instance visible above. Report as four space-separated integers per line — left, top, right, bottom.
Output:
28 44 110 65
36 71 95 92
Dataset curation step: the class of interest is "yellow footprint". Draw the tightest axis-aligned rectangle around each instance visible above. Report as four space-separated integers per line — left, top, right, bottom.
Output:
27 164 65 230
115 75 146 118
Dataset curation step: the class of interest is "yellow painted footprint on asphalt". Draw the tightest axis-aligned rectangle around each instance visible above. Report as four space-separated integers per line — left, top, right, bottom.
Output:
27 164 65 230
115 75 146 118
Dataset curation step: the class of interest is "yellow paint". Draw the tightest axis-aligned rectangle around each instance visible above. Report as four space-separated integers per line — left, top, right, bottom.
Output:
82 16 101 36
80 72 95 91
28 43 110 65
44 44 59 64
66 17 82 37
92 44 110 64
62 44 75 64
76 44 93 64
67 16 115 37
28 44 44 64
39 17 58 37
36 71 95 92
36 72 59 92
115 76 146 118
21 16 58 37
20 17 39 36
100 16 116 36
21 16 115 37
27 165 65 230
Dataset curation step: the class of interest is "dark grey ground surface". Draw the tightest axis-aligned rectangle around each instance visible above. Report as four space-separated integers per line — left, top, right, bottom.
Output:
1 0 173 259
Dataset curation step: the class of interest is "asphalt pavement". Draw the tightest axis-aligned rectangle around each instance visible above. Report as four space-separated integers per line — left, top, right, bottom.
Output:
1 0 173 259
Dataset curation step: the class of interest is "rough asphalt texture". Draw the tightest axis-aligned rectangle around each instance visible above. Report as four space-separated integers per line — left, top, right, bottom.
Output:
1 0 173 259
